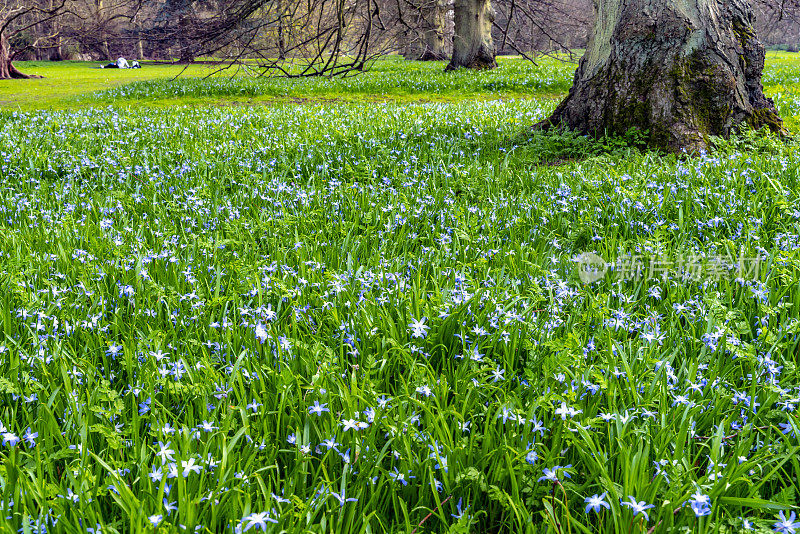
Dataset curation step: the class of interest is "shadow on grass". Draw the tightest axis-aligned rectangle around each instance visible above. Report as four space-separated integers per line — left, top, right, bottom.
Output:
501 126 655 167
501 124 796 168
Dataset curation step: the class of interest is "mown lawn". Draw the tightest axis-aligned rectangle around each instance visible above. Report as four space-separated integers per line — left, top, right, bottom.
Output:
0 53 799 533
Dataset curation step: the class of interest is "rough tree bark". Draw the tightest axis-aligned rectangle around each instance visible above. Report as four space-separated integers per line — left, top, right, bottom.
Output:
538 0 784 152
0 33 42 79
446 0 496 70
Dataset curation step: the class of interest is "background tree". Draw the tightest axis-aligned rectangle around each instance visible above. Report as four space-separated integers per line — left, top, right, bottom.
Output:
539 0 784 152
400 0 452 60
493 0 590 59
755 0 800 49
136 0 394 76
446 0 495 69
47 0 146 61
154 0 198 61
8 0 800 86
0 0 69 78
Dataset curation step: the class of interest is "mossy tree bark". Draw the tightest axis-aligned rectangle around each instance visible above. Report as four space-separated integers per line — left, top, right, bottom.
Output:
539 0 784 152
446 0 496 70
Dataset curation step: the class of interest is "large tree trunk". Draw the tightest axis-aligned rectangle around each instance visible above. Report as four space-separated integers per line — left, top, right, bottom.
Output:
446 0 496 70
0 34 42 80
539 0 783 153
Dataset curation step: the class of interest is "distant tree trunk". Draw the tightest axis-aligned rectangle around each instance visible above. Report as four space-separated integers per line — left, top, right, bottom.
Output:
0 33 41 79
276 0 286 60
539 0 783 153
133 15 144 59
50 0 63 60
415 0 449 60
178 10 196 63
446 0 495 70
93 0 112 60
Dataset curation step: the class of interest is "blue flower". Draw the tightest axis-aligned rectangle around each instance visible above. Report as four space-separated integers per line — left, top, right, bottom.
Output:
620 496 655 521
538 467 558 482
451 497 470 520
241 510 278 531
774 511 800 534
308 401 329 416
778 420 796 438
409 317 430 338
688 491 711 517
584 493 610 514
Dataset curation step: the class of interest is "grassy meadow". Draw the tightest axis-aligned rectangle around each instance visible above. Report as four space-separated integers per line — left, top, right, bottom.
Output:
5 55 570 110
0 54 799 533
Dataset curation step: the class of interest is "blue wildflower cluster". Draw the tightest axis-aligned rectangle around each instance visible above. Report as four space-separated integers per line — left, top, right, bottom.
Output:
0 61 799 533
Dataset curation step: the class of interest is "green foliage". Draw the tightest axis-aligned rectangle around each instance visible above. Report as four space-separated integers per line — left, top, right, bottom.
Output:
510 126 652 165
709 125 795 156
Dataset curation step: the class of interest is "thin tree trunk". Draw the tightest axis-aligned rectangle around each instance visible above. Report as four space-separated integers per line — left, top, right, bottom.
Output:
446 0 496 70
538 0 783 153
277 0 286 60
133 15 144 59
51 0 62 60
94 0 112 61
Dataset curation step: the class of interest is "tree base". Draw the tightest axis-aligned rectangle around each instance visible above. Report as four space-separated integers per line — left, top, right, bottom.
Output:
404 49 449 62
538 0 784 153
0 61 43 80
417 50 449 62
448 0 496 73
444 56 496 71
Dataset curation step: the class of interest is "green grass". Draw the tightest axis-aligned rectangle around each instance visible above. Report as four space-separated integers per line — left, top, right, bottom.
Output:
0 61 217 110
0 53 799 534
5 53 800 125
2 55 573 110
